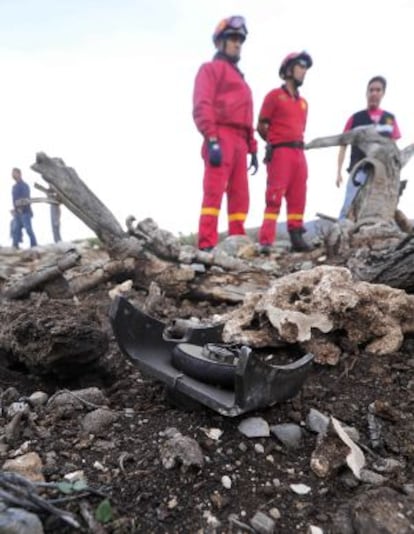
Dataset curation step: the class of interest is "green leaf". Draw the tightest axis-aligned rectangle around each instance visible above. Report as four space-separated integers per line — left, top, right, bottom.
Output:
95 498 112 524
57 481 74 494
72 479 88 492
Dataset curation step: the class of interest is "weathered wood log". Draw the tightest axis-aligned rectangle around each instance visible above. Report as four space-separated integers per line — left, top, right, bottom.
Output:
350 236 414 292
306 127 414 225
187 271 273 303
306 127 414 256
1 251 80 300
31 153 126 248
31 152 277 302
67 258 136 295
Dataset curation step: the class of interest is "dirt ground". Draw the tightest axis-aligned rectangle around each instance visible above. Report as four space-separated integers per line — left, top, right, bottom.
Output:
1 250 414 534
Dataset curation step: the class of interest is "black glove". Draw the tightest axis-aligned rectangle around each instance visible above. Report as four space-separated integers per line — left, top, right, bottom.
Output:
248 153 259 175
263 144 273 164
207 139 222 167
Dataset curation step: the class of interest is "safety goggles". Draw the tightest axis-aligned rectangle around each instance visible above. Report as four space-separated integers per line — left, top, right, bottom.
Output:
296 59 309 68
226 15 246 30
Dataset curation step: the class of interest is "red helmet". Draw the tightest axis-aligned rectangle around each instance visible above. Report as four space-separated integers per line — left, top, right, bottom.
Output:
212 15 248 45
279 51 313 79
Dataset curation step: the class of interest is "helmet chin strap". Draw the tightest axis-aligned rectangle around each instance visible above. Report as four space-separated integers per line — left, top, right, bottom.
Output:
218 40 240 63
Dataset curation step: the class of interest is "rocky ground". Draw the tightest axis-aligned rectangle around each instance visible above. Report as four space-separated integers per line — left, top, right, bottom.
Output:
0 240 414 534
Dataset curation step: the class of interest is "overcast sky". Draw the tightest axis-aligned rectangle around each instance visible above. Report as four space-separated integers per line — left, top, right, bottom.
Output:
1 0 413 247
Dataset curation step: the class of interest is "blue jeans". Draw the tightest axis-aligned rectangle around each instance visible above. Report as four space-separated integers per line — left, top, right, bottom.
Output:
12 212 37 248
338 169 367 219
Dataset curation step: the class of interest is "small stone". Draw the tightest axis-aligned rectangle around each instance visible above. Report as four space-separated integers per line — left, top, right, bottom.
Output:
93 460 107 472
201 427 223 441
0 507 44 534
359 468 387 485
306 408 329 434
1 387 20 405
250 511 275 534
270 423 303 449
290 483 311 495
221 475 232 489
269 507 281 520
202 510 221 528
403 483 414 496
238 417 270 438
82 408 118 436
29 391 49 406
64 470 86 482
372 457 403 473
3 452 44 482
339 471 360 489
167 497 178 509
7 402 30 418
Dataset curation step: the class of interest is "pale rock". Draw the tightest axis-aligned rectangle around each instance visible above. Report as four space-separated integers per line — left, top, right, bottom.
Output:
82 408 118 436
290 483 312 495
7 402 30 419
3 452 44 482
269 507 281 520
0 507 44 534
64 470 86 482
160 432 204 470
29 391 49 406
250 510 276 534
238 417 270 438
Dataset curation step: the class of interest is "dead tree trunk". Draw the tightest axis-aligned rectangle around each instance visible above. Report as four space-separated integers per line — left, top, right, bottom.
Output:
352 236 414 292
306 127 414 261
306 126 414 227
1 251 81 299
31 153 126 248
28 152 270 301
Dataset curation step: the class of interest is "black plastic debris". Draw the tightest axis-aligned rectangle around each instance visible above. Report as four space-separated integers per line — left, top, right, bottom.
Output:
109 296 314 416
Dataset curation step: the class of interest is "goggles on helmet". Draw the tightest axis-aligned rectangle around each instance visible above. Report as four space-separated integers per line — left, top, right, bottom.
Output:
226 16 246 30
279 51 313 79
296 59 309 68
213 16 248 44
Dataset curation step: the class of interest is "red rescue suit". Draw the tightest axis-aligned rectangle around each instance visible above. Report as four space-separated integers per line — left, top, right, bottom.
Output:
193 56 257 249
258 86 308 246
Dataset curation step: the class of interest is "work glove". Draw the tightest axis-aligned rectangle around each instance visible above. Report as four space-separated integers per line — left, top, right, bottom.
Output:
263 144 273 164
207 139 222 167
248 153 259 175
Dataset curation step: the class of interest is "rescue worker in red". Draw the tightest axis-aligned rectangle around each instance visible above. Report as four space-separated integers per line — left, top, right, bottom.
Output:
193 15 258 252
257 51 312 253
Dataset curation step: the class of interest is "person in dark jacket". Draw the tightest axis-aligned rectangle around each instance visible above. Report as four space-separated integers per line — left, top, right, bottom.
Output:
11 167 37 248
193 15 258 251
336 76 401 219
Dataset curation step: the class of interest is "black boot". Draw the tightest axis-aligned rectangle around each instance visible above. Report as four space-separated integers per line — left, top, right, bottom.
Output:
289 228 312 252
